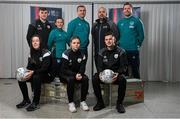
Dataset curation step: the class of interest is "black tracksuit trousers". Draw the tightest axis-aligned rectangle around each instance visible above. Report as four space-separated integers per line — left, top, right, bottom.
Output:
92 73 127 104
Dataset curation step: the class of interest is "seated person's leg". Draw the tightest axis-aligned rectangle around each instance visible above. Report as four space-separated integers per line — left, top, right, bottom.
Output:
50 58 61 80
92 73 105 111
79 75 89 111
114 75 127 113
60 75 77 113
80 75 89 102
16 81 31 108
26 74 42 111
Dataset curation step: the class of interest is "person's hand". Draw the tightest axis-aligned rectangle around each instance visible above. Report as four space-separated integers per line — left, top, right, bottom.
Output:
23 70 34 80
99 72 102 80
76 73 82 80
112 72 119 82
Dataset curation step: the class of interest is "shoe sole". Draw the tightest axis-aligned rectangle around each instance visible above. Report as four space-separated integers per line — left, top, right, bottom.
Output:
69 110 77 113
16 103 31 109
26 106 40 111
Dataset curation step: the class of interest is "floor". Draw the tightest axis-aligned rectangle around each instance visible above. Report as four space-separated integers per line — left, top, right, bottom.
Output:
0 79 180 118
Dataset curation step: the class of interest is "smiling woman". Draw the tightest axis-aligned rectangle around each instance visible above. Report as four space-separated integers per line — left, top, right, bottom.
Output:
16 35 53 112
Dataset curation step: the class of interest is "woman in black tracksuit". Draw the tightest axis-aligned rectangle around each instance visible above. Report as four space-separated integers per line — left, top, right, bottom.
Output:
16 34 52 111
60 36 89 113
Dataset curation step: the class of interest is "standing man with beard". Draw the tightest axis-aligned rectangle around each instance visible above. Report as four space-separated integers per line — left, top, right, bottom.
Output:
91 7 119 69
27 7 52 49
117 2 144 78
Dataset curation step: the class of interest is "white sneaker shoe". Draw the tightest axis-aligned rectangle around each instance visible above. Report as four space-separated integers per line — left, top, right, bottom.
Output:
68 102 77 113
80 101 89 111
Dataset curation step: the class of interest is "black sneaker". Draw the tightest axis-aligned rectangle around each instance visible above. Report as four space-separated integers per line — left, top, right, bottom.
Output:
16 100 31 109
93 102 105 111
116 104 126 113
26 102 40 111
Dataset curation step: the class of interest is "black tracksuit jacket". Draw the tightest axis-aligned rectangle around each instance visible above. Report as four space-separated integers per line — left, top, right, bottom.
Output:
26 19 52 49
97 46 128 74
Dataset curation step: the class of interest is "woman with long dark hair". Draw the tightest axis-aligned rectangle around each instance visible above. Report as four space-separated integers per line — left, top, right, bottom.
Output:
16 34 53 111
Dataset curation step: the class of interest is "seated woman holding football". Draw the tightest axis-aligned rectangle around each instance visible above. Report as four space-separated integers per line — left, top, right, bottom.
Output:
16 34 53 111
92 31 128 113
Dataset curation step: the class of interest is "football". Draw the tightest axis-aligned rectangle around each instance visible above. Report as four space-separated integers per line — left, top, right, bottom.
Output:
99 69 115 83
16 67 28 82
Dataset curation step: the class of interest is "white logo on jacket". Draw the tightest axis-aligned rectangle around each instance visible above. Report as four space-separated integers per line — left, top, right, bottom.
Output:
77 58 82 63
114 54 119 59
129 21 135 28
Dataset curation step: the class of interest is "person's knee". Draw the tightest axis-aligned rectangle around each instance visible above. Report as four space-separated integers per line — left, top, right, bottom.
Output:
67 77 75 84
118 75 127 85
92 73 99 81
82 75 89 83
33 74 40 80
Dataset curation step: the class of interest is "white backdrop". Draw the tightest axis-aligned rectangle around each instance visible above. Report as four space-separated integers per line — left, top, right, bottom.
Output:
0 1 180 82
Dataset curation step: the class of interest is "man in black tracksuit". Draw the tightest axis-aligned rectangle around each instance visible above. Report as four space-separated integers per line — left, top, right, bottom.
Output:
26 7 52 49
91 7 119 68
60 36 89 113
92 32 127 113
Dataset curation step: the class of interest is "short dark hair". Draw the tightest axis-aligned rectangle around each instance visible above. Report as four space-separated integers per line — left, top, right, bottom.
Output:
77 5 86 11
39 7 47 11
55 17 64 23
104 31 113 37
70 36 81 43
123 2 133 8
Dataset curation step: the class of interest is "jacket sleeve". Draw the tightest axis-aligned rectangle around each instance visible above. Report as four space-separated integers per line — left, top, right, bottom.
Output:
117 51 128 74
33 53 51 74
26 55 33 70
60 53 76 76
91 22 97 44
48 30 55 52
136 19 145 47
85 23 90 48
97 53 104 73
67 21 75 46
109 20 119 40
26 24 36 46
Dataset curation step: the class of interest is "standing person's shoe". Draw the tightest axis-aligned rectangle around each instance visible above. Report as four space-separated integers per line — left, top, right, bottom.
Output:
68 102 77 113
93 101 105 111
26 102 40 111
16 100 31 108
80 101 89 111
116 104 126 113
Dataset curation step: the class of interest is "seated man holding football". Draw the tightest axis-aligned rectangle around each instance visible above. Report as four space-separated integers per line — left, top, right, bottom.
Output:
92 31 128 113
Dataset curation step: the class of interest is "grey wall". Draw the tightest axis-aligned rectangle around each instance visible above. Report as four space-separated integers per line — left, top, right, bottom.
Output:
0 1 180 82
93 3 180 82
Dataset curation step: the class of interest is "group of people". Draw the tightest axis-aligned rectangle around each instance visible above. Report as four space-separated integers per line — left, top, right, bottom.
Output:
16 2 144 114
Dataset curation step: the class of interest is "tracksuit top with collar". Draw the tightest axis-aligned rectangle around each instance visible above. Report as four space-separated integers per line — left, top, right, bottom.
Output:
117 15 144 51
27 49 51 74
97 46 128 74
26 19 52 49
67 17 90 50
91 17 119 55
60 49 86 77
48 27 68 59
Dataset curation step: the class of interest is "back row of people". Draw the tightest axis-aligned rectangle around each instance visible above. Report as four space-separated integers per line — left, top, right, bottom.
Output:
16 2 144 113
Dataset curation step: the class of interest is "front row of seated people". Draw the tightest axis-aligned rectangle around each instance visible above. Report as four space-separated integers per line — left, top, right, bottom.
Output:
16 31 128 113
